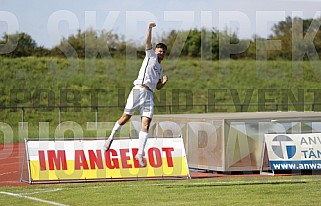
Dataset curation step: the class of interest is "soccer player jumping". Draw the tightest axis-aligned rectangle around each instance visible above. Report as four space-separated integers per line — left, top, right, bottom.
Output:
103 22 168 167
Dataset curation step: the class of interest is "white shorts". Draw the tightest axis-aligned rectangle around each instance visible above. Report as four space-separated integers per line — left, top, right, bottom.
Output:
124 85 154 118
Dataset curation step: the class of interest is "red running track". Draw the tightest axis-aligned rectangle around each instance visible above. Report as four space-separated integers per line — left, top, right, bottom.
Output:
0 143 26 186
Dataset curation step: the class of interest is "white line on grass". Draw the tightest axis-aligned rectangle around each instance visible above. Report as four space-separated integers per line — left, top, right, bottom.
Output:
0 191 68 206
22 188 64 195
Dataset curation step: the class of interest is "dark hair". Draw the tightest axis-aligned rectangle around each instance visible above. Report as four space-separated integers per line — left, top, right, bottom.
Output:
156 43 167 51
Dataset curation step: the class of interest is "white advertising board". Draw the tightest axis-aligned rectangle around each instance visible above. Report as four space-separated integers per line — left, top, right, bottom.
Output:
25 138 189 183
264 133 321 171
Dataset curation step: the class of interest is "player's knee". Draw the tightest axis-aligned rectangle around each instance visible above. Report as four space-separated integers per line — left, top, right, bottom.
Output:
119 114 131 125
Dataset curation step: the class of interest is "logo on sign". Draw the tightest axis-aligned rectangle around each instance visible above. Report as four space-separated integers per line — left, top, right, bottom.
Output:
272 135 296 159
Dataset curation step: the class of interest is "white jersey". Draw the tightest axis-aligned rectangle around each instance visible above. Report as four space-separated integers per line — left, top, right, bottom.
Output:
133 49 162 92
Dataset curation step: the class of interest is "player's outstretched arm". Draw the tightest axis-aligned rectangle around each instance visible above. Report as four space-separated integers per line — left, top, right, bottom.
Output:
145 22 156 50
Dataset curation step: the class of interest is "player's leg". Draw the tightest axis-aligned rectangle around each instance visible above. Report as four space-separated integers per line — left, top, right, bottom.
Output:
137 116 151 154
135 91 154 167
103 88 140 151
135 116 151 167
103 113 132 151
109 113 132 139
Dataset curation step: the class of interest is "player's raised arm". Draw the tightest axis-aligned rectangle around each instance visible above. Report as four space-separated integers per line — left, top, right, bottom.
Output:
145 22 156 50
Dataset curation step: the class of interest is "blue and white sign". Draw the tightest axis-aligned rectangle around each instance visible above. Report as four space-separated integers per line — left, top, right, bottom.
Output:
264 133 321 170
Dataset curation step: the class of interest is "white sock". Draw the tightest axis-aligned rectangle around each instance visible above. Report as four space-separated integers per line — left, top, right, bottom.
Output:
137 131 149 155
108 121 122 140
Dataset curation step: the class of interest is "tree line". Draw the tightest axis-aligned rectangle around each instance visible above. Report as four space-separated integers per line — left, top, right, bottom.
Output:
1 16 321 60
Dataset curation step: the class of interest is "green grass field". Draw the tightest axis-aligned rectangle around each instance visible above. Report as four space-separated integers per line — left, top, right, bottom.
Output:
1 176 321 205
